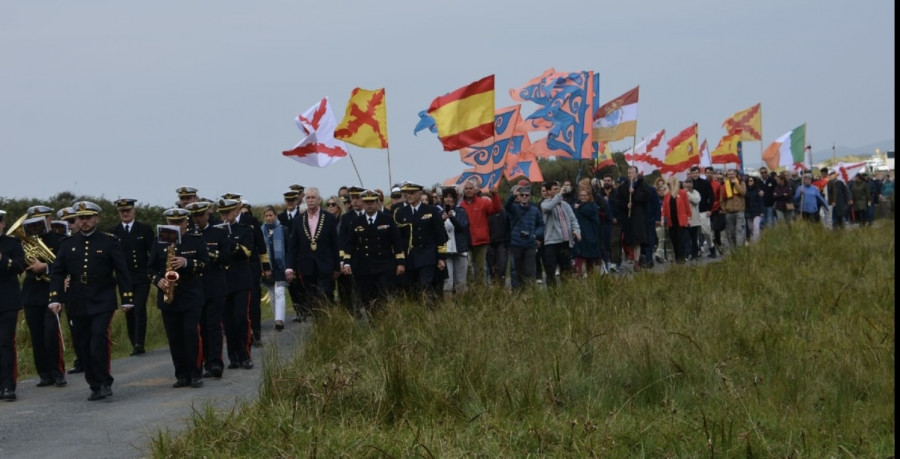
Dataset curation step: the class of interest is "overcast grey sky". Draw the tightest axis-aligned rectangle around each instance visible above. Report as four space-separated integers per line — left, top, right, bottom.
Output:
1 0 894 207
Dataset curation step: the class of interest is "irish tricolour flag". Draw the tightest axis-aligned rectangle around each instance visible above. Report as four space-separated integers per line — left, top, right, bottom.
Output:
762 124 806 171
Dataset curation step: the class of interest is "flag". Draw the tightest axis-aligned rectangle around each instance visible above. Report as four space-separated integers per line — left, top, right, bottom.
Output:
623 129 666 175
762 124 806 171
722 103 762 141
592 86 639 142
282 97 348 168
334 87 388 148
428 75 495 151
454 105 543 188
699 139 711 168
661 124 699 176
595 141 615 169
710 132 743 165
512 70 598 160
834 161 867 182
413 110 437 136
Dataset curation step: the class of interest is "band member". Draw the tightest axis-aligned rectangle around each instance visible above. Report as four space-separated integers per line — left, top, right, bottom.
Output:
149 208 209 388
337 186 365 312
392 182 448 305
48 201 133 401
277 185 306 321
285 187 340 319
0 210 26 401
109 198 154 356
56 207 85 374
186 201 233 379
176 186 200 209
342 190 405 314
216 198 255 370
20 206 67 388
223 193 269 347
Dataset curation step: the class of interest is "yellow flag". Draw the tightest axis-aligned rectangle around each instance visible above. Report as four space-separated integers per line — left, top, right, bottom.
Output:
335 88 389 148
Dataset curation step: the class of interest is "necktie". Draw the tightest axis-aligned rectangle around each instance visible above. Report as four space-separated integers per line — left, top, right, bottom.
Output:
125 224 131 234
368 217 374 226
557 204 569 242
288 212 292 222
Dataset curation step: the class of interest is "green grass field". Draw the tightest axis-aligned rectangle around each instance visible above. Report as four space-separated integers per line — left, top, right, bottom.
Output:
149 221 895 457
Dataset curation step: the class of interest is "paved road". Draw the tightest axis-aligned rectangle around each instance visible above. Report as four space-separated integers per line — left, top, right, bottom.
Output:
0 318 311 459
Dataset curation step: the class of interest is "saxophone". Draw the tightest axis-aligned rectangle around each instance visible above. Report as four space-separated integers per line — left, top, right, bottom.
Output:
162 243 180 304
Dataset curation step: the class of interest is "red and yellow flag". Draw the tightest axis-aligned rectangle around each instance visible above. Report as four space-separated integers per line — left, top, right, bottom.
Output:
710 132 742 165
428 75 495 151
722 103 762 141
334 88 389 149
661 123 699 175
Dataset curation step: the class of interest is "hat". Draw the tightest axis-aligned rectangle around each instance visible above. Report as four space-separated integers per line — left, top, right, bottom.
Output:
400 182 423 192
360 189 379 202
348 186 365 197
57 207 76 221
26 205 54 218
283 190 300 200
517 179 530 188
184 201 213 215
73 201 101 217
221 192 242 200
176 186 198 198
288 184 305 193
390 185 402 196
216 198 241 212
163 208 190 221
114 198 137 210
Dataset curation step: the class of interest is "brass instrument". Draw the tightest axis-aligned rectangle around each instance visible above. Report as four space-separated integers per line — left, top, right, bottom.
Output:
6 214 55 282
162 243 180 304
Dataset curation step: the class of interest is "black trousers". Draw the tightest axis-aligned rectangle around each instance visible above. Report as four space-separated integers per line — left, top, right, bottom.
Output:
124 281 150 348
541 242 572 287
24 305 65 381
249 270 262 339
336 273 355 312
405 265 439 305
161 307 202 381
354 270 396 312
299 268 335 314
223 290 251 365
71 310 115 391
200 296 225 371
0 310 19 392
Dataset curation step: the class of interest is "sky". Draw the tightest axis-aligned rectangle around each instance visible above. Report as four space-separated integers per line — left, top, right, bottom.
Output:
1 0 894 207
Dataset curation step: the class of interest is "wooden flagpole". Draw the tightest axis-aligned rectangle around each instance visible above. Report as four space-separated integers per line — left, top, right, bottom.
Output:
348 151 364 187
386 146 393 189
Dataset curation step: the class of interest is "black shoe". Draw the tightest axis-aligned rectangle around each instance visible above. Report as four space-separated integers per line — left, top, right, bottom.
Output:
88 390 105 401
172 379 190 388
37 378 54 387
240 360 254 370
100 385 113 398
190 378 204 388
227 362 240 370
202 366 223 378
130 345 146 356
274 321 284 331
68 366 84 375
1 388 15 401
55 377 67 387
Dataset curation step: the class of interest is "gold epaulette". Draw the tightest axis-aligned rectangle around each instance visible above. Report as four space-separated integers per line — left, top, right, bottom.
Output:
259 253 270 264
395 253 405 260
437 243 448 254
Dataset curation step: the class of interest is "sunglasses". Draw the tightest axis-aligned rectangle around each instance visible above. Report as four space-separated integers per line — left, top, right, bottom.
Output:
327 202 338 207
518 193 530 197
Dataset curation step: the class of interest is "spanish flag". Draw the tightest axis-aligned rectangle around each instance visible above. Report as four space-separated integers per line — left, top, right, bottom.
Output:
428 75 495 151
722 103 762 141
335 88 389 149
710 132 742 165
661 123 699 175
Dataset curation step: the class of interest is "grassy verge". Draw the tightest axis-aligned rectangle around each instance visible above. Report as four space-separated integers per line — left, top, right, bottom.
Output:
152 221 894 456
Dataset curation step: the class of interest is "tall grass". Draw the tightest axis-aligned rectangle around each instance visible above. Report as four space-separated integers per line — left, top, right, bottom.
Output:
152 221 894 457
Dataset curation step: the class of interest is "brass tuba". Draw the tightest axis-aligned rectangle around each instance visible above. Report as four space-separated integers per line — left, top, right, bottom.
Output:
6 214 55 282
162 243 180 304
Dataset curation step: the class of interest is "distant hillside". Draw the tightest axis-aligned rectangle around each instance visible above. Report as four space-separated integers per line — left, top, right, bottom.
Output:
809 139 894 163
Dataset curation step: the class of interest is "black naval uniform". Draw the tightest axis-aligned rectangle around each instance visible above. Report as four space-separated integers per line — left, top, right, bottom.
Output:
235 212 266 344
109 220 154 354
343 210 405 311
393 202 448 303
337 208 365 311
0 234 26 398
278 207 305 320
197 223 233 377
22 231 66 386
148 233 209 385
49 230 133 397
222 222 255 369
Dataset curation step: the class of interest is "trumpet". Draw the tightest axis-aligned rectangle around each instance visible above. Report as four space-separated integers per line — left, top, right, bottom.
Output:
162 243 180 304
6 214 55 282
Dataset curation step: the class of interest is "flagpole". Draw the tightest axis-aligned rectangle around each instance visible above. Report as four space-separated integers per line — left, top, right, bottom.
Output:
348 151 364 186
386 146 393 188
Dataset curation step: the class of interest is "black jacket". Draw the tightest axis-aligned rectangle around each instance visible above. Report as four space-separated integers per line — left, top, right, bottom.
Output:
0 235 26 312
49 231 133 317
287 210 340 277
108 220 154 285
343 211 405 275
392 203 449 269
148 232 208 312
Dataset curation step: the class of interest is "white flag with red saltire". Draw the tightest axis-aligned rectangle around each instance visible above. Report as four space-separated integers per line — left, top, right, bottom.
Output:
282 97 348 168
834 161 866 183
624 129 666 176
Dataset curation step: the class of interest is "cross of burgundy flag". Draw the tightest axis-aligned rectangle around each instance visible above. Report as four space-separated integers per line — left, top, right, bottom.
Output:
282 97 348 168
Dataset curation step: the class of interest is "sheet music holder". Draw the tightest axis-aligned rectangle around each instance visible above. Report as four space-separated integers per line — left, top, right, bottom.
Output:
214 222 232 235
157 225 182 245
50 220 69 236
23 216 50 237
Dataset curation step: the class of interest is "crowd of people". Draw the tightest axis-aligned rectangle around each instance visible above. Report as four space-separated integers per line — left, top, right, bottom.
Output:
0 165 892 402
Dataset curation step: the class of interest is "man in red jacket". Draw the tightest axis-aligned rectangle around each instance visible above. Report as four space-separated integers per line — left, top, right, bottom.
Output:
458 180 501 285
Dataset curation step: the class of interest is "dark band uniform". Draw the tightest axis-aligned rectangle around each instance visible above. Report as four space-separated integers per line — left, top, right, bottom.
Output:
336 186 366 312
217 199 255 370
109 198 154 355
148 208 209 387
277 186 306 320
20 206 67 387
392 183 448 301
0 210 26 400
186 201 233 377
343 190 405 311
48 201 133 400
226 195 269 345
